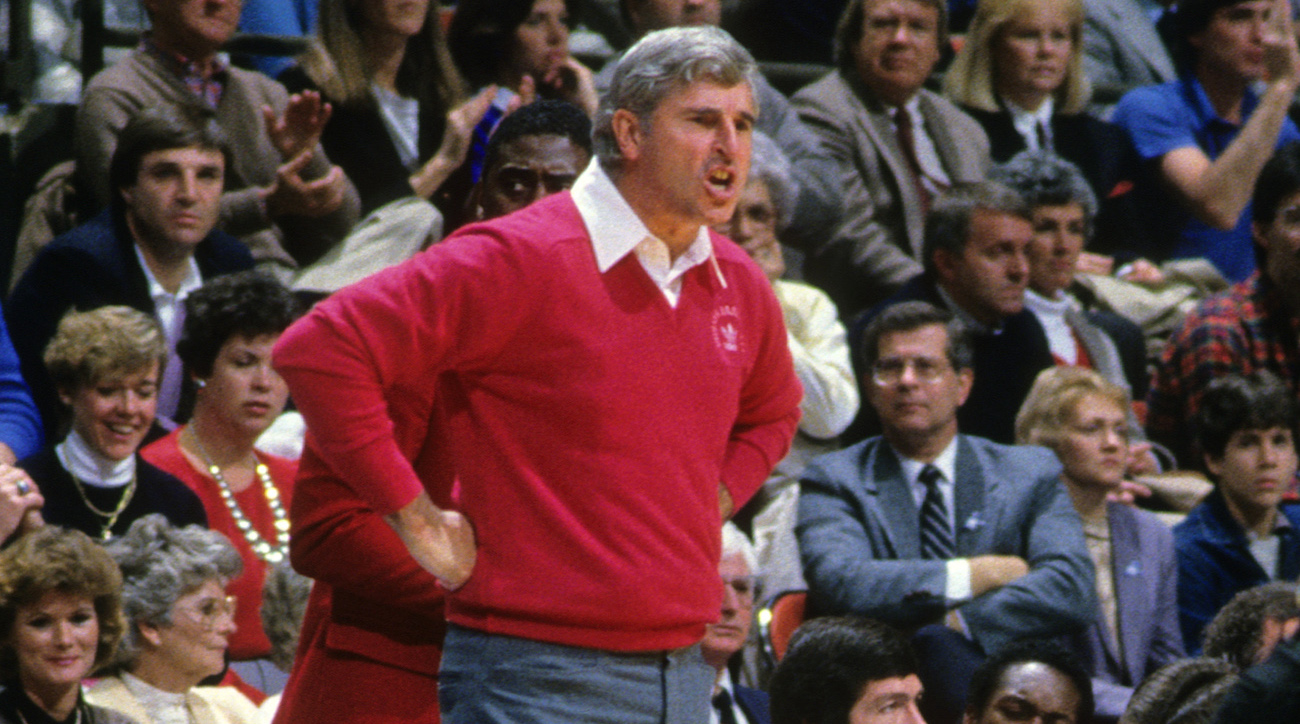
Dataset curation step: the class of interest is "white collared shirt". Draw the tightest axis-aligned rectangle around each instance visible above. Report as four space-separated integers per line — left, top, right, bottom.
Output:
1004 96 1055 152
889 97 952 188
570 160 721 307
894 437 973 602
133 244 202 424
710 670 752 724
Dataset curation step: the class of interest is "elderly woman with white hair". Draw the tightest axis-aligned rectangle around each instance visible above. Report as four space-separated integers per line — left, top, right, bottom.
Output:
87 514 260 724
715 133 859 597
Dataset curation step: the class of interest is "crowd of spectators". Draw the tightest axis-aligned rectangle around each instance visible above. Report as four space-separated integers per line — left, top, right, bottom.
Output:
2 0 1300 722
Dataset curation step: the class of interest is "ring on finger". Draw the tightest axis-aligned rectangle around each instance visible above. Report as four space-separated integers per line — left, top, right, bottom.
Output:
15 480 30 496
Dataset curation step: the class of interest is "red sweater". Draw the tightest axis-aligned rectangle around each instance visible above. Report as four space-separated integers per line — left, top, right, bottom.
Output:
273 192 801 652
141 429 297 661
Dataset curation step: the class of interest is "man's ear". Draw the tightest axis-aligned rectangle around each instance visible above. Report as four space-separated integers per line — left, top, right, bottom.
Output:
610 109 643 163
955 367 974 406
932 247 959 285
1204 452 1223 480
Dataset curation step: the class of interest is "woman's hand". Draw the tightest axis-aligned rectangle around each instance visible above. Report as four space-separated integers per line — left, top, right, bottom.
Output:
539 57 598 117
263 91 333 162
0 464 44 543
409 87 498 199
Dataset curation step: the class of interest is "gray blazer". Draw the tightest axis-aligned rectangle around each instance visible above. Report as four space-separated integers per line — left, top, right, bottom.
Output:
792 70 990 317
797 434 1096 655
1083 0 1176 106
1078 502 1185 718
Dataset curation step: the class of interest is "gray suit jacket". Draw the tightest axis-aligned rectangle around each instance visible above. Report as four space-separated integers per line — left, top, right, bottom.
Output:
792 70 991 317
1083 0 1176 107
1077 503 1185 718
797 434 1095 654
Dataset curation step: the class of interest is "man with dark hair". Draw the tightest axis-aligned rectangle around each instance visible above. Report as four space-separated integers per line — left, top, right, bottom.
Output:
8 106 255 436
274 26 801 724
798 300 1094 724
1174 371 1300 652
768 616 923 724
1203 582 1300 669
75 0 359 274
1112 0 1300 282
1147 141 1300 466
793 0 991 318
963 640 1095 724
852 181 1043 444
468 99 594 222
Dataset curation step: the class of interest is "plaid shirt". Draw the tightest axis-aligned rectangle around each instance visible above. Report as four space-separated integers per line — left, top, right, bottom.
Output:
141 36 227 108
1147 272 1300 466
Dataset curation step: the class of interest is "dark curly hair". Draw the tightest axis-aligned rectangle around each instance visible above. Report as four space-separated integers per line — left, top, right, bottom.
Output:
176 271 304 379
966 639 1095 724
1203 582 1300 669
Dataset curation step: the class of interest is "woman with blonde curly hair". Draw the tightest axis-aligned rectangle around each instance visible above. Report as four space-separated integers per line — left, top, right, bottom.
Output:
0 526 133 724
1016 367 1184 718
942 0 1141 253
18 307 205 541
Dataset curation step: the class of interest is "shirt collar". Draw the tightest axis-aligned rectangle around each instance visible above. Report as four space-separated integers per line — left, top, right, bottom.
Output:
896 436 959 488
570 159 716 276
134 244 203 302
1004 96 1054 147
936 283 1002 334
1182 74 1260 128
142 34 228 81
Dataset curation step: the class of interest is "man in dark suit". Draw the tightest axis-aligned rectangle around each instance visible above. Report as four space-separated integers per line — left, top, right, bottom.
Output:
705 524 770 724
798 300 1094 723
792 0 991 318
8 106 254 436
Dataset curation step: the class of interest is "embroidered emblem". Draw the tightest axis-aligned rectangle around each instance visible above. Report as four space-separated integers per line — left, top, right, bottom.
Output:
963 511 984 531
712 305 744 359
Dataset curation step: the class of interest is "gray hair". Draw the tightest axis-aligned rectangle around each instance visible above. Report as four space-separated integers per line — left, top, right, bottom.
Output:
989 151 1098 232
106 514 243 667
594 25 759 169
749 132 799 232
721 522 758 575
262 563 313 672
922 181 1030 278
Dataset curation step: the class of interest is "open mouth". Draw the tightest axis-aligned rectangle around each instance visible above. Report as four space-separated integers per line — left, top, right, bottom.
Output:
707 168 735 195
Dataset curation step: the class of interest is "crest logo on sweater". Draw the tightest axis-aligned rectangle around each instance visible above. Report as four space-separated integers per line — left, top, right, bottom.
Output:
712 305 743 359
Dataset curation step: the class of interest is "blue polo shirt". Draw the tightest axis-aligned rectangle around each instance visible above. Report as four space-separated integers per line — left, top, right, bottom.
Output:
1113 75 1300 282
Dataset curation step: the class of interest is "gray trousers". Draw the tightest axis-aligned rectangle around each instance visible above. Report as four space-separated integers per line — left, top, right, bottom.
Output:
439 625 714 723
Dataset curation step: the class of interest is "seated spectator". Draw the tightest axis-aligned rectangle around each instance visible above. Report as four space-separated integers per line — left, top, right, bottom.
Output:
1111 0 1300 282
721 133 859 595
1147 141 1300 467
279 0 490 221
798 301 1094 724
963 640 1095 724
466 99 594 222
601 0 843 257
75 0 361 275
0 310 42 465
1081 0 1176 109
19 307 207 541
1016 367 1185 719
0 527 132 724
1121 657 1239 724
768 616 924 724
704 523 769 724
448 0 599 120
1175 372 1300 653
9 106 255 436
1209 632 1300 724
1202 582 1300 669
943 0 1143 257
854 182 1043 444
990 151 1150 406
88 514 260 724
794 0 991 319
140 271 303 665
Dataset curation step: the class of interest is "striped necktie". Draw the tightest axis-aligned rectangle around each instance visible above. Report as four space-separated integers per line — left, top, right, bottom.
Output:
918 464 955 560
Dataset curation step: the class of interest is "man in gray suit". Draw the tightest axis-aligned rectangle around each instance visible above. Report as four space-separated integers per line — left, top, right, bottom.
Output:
796 300 1095 722
792 0 991 319
1083 0 1176 109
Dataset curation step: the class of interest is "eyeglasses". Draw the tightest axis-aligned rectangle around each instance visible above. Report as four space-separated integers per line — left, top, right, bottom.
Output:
871 356 952 386
721 575 756 603
176 595 237 630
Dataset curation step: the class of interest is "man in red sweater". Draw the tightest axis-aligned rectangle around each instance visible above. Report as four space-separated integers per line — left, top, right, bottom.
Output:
273 25 802 724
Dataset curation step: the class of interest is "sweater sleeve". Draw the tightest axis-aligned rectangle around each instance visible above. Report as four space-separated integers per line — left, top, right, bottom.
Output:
273 233 528 515
720 265 803 510
0 311 42 460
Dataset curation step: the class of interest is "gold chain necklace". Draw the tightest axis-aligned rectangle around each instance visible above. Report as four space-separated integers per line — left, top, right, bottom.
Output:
68 469 137 541
188 428 290 564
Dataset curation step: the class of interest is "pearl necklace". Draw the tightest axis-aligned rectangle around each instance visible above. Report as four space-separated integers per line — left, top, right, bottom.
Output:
188 429 290 564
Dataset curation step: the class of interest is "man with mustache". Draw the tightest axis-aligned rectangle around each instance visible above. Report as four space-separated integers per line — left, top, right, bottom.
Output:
8 107 254 437
274 26 801 724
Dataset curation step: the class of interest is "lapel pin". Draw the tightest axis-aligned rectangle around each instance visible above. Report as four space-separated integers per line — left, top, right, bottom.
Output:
963 511 984 531
1124 560 1141 577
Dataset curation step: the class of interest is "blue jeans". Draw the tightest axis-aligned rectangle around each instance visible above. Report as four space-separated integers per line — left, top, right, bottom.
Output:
439 625 713 724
